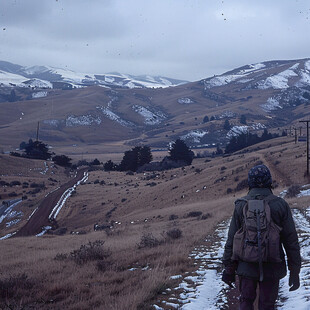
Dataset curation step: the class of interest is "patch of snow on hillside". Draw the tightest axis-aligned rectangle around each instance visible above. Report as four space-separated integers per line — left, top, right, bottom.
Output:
181 130 208 143
0 71 27 87
305 60 310 71
50 67 96 84
125 81 136 89
261 97 282 112
23 65 49 75
237 63 266 75
66 115 101 127
97 106 134 127
251 123 266 130
178 98 194 104
297 71 310 87
297 188 310 197
159 78 173 86
43 119 62 127
132 105 166 125
32 91 48 99
205 63 266 88
258 64 299 89
227 126 249 138
205 74 243 88
237 78 254 84
219 111 236 119
26 79 53 89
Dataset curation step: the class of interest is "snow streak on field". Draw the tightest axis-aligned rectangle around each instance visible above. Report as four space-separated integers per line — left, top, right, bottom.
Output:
153 207 310 310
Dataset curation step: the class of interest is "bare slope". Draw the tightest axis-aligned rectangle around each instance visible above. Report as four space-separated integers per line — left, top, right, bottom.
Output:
1 59 310 154
0 136 309 309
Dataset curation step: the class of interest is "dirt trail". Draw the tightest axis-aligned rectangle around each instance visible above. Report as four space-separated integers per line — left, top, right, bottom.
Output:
16 168 88 237
153 206 310 309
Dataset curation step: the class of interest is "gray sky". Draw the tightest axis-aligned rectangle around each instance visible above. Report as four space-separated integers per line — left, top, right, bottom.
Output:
1 0 310 81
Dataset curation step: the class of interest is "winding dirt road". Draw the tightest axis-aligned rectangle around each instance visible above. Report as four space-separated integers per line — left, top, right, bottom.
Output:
16 168 88 237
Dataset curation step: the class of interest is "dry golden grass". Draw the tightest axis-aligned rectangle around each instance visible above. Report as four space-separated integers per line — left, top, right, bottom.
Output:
0 136 309 309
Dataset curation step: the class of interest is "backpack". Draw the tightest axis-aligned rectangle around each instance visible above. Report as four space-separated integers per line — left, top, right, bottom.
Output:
231 195 282 281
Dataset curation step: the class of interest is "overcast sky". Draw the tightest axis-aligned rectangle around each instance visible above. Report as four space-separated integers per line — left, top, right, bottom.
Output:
1 0 310 81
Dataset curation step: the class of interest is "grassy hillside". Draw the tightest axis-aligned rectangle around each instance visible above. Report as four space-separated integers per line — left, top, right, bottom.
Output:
0 136 309 309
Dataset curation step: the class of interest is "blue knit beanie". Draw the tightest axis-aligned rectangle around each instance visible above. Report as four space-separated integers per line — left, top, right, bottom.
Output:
248 164 272 189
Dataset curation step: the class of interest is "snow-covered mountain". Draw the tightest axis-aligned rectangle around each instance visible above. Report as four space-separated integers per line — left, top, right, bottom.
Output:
1 58 310 152
0 60 188 89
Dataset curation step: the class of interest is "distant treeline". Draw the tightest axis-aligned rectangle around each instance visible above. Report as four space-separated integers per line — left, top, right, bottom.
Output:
225 129 281 154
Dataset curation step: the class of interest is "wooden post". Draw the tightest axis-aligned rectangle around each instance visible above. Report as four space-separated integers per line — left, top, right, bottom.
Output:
36 121 40 141
299 120 310 175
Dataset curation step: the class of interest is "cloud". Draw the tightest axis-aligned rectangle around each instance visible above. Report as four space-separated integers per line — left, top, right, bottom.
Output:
0 0 310 80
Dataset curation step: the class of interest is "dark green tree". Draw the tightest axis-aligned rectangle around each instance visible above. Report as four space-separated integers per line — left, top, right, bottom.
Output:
119 145 153 172
224 119 231 130
24 139 52 160
240 115 247 125
215 145 223 155
104 160 117 171
169 139 194 165
203 115 209 123
90 158 101 166
210 116 215 121
52 155 72 167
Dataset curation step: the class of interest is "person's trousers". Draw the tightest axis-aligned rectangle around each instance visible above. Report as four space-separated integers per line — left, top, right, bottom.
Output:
238 276 280 310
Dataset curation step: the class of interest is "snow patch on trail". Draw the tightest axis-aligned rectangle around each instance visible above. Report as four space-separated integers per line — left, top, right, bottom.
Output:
153 220 232 309
153 195 310 309
277 207 310 309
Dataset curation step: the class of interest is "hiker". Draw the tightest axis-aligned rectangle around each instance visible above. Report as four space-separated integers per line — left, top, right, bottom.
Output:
222 164 301 310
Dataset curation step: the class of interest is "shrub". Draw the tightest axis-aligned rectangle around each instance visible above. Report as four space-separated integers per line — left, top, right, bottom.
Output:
70 240 111 265
168 139 194 165
54 253 68 261
8 192 18 197
286 185 301 198
10 181 21 186
169 214 178 221
235 179 248 192
201 213 212 220
187 211 202 217
52 155 72 167
166 228 182 239
138 233 161 249
0 273 33 299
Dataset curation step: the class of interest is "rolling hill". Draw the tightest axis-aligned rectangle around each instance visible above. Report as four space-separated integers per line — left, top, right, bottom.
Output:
0 58 309 155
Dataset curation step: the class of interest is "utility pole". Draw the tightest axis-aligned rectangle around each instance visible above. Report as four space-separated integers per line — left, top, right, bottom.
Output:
36 121 40 141
299 120 310 176
294 127 298 144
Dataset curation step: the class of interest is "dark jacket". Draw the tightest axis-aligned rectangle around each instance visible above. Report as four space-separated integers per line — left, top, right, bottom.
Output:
223 188 301 280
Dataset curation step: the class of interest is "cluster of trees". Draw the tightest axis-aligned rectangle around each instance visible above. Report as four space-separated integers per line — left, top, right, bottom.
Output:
15 139 102 168
104 139 194 172
225 129 279 153
18 139 52 160
104 146 153 172
15 137 194 172
203 114 247 126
